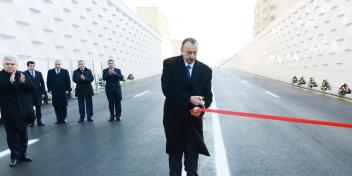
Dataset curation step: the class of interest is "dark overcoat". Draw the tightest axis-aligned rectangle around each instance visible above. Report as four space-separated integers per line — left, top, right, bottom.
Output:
72 68 94 97
0 70 35 129
161 56 213 156
47 68 71 106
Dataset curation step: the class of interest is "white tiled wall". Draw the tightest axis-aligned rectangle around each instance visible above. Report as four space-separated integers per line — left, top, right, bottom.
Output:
223 0 352 95
0 0 162 83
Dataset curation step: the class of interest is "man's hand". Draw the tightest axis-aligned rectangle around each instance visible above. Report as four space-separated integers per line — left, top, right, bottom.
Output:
190 96 204 106
10 72 16 83
190 107 202 118
80 74 85 80
109 69 116 75
19 73 25 83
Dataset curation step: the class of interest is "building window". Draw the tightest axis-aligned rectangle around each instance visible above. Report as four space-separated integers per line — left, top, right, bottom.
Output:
55 45 64 49
29 8 42 14
43 28 54 33
63 8 71 13
64 34 72 38
43 0 53 4
16 20 30 26
31 40 43 45
72 24 80 28
54 17 63 22
0 33 15 40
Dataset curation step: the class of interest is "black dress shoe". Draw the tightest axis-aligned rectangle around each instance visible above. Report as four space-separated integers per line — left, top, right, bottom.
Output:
55 121 60 124
78 120 84 123
61 120 66 124
87 118 93 122
20 156 32 162
38 122 45 126
108 117 114 122
9 159 17 167
116 117 121 121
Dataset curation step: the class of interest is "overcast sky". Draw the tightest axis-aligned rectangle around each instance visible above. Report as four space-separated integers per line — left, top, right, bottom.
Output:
121 0 256 66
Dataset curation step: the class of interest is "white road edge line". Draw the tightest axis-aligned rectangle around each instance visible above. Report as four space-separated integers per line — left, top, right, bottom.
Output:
0 139 40 158
183 94 231 176
264 90 280 98
211 97 231 176
133 90 150 98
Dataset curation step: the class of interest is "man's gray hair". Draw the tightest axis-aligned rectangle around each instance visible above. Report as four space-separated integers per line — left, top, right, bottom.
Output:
54 59 61 64
2 55 17 64
78 60 85 64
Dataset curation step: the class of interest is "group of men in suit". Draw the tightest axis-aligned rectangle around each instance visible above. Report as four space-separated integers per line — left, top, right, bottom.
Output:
27 59 124 125
0 57 125 167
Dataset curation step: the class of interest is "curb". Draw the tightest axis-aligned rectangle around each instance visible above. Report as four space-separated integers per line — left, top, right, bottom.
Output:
253 74 352 102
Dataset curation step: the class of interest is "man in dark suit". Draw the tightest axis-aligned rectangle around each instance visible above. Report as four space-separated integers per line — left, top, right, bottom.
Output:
102 59 124 121
47 60 71 124
161 38 213 176
0 56 34 167
73 60 94 123
25 61 46 126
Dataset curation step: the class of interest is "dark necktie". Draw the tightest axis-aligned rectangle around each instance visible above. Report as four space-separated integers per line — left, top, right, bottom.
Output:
186 65 191 79
31 70 35 78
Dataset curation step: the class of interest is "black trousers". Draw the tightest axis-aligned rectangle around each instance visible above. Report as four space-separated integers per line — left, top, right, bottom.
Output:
34 104 42 123
54 105 67 122
169 135 199 176
107 92 121 118
4 119 28 160
78 96 93 120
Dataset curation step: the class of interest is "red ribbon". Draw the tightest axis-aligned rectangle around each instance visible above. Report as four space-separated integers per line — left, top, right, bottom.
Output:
197 108 352 129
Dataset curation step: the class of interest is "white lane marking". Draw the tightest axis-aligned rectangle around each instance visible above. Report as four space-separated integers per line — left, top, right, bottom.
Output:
0 139 39 158
182 167 186 176
133 90 150 98
211 97 231 176
264 90 280 98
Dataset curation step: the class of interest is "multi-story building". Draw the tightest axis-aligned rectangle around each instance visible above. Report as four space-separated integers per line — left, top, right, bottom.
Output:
0 0 162 83
253 0 297 36
136 7 171 40
136 7 176 59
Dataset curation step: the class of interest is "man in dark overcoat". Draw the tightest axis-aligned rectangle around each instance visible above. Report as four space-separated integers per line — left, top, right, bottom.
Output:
72 60 94 122
0 56 35 167
161 38 213 176
47 60 71 124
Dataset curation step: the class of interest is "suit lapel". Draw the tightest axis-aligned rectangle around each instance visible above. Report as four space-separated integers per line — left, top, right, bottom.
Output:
176 56 189 83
